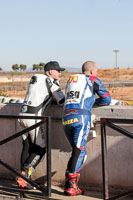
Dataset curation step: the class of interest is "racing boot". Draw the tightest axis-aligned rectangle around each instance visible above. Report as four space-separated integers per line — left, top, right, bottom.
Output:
17 166 35 189
64 172 84 196
16 170 27 188
17 148 46 189
64 171 80 188
76 171 80 184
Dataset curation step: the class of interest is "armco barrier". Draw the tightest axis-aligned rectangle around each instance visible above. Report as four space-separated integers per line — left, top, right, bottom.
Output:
0 114 61 199
100 118 133 200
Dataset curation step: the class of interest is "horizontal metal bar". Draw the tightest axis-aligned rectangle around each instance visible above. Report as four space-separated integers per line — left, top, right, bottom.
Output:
106 122 133 139
0 115 44 119
0 120 44 145
102 118 133 124
0 115 62 121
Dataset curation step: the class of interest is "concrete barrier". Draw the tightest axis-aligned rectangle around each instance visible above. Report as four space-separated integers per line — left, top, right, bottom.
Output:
0 103 133 188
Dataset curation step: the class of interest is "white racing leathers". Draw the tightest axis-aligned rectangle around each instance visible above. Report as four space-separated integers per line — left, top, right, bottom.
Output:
19 74 64 148
63 74 111 173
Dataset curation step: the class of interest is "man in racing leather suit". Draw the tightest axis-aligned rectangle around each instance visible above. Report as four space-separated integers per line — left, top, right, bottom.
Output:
63 61 111 196
17 61 65 188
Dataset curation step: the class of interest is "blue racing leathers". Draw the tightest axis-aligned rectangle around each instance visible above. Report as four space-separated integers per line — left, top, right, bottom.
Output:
63 74 111 173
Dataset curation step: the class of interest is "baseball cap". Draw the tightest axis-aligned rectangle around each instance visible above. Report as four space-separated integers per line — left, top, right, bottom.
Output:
44 61 65 71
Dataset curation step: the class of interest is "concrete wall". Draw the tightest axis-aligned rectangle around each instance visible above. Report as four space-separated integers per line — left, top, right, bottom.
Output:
0 103 133 188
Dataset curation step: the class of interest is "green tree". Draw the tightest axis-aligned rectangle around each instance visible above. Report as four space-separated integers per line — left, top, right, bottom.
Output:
12 64 19 71
39 63 45 71
33 63 44 71
39 62 45 67
19 64 27 71
39 66 43 71
0 67 2 71
33 64 40 71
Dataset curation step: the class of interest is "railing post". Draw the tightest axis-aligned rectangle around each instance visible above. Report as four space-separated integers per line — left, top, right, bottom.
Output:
46 116 51 197
101 119 109 200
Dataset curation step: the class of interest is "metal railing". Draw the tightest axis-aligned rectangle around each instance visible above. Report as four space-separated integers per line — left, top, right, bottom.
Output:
100 118 133 200
1 114 133 199
0 115 61 199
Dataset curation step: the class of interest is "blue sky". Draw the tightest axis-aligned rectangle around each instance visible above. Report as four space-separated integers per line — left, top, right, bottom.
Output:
0 0 133 71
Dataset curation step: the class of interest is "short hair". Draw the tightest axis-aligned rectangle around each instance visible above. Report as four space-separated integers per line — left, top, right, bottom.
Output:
82 61 97 73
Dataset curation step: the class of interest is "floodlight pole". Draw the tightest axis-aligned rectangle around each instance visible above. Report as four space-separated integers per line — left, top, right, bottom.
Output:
113 49 119 81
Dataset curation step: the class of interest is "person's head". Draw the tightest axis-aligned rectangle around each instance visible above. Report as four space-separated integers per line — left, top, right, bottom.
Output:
82 61 98 76
44 61 65 80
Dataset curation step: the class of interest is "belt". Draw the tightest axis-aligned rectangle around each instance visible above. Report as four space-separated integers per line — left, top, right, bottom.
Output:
20 96 52 114
20 104 42 114
64 109 91 115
